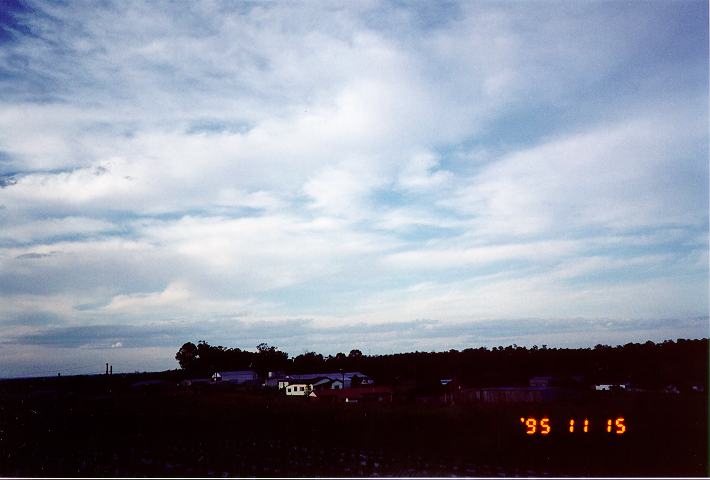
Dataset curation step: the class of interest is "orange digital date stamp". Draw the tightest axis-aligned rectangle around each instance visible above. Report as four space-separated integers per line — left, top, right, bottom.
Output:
519 417 626 435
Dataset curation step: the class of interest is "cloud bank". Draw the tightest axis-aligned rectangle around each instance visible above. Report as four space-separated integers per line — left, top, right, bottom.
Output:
0 1 707 377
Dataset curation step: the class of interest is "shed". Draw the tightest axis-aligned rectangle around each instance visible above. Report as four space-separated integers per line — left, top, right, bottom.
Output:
212 370 258 384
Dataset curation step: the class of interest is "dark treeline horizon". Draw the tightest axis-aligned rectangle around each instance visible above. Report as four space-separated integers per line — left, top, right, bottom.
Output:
175 337 709 390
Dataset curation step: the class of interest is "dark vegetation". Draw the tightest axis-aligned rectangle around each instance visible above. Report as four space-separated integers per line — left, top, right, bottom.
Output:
0 338 706 477
177 338 708 391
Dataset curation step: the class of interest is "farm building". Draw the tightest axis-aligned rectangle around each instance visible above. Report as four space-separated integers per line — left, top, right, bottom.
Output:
211 370 259 384
301 377 343 390
280 371 372 388
263 371 286 388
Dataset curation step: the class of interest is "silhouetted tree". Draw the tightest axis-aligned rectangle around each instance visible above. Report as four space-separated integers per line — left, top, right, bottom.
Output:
253 343 289 375
293 351 325 373
175 342 199 371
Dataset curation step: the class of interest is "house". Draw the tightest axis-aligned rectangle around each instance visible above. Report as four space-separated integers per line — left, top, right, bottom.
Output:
284 377 345 396
276 372 371 389
285 383 310 396
211 370 259 384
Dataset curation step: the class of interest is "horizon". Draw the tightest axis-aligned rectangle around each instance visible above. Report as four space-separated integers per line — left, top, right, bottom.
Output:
0 1 708 378
2 335 707 380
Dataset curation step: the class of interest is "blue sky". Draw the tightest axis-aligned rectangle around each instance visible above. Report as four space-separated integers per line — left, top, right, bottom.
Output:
0 1 707 377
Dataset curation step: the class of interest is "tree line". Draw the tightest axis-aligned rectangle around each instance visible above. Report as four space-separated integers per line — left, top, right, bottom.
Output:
175 338 708 389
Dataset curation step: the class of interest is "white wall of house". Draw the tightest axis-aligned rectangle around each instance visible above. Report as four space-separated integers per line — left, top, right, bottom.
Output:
285 383 310 396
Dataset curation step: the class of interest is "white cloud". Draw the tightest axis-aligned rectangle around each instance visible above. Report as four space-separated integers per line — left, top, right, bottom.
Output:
442 112 707 238
102 281 192 313
303 164 385 219
0 216 117 244
396 152 453 192
547 254 674 281
136 214 398 291
374 207 464 232
383 239 582 271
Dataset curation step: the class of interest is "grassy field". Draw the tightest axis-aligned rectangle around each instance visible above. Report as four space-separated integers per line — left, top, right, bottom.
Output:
0 377 706 476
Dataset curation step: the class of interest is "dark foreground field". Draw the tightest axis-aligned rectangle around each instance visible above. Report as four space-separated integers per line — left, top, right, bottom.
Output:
0 378 707 477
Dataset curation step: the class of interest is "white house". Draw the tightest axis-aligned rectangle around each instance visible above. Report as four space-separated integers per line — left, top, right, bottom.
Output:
284 377 344 396
212 370 259 384
285 383 310 396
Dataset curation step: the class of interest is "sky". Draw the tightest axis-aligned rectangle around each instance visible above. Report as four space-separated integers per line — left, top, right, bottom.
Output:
0 0 707 378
